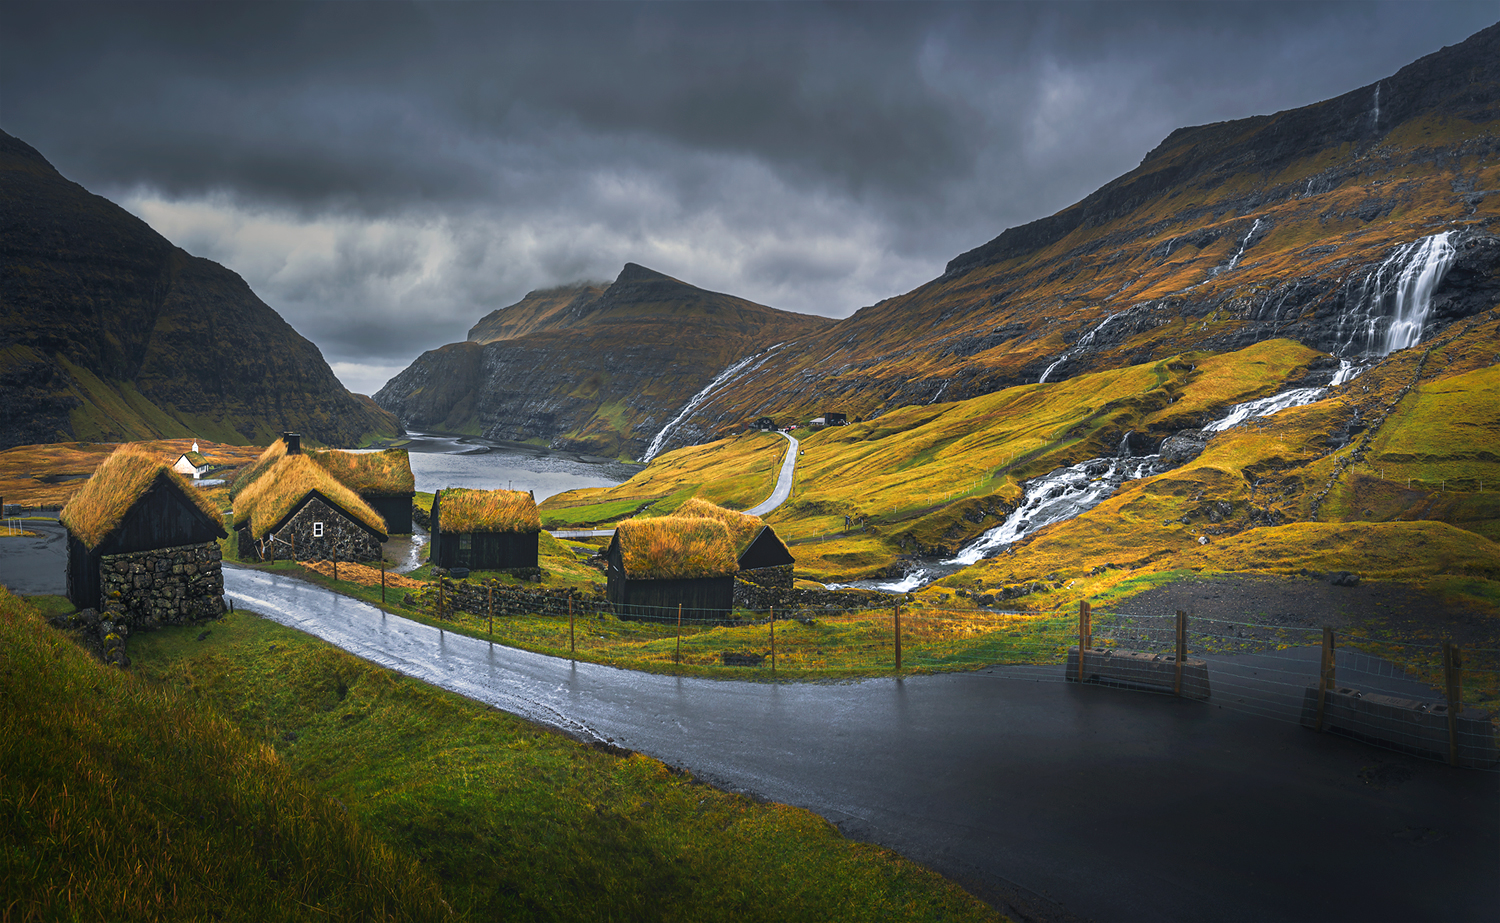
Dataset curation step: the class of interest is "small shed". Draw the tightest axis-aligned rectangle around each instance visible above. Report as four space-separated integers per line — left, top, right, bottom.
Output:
824 412 848 426
232 454 387 563
752 416 777 431
809 416 827 428
606 516 737 621
429 488 540 571
308 447 416 534
674 498 795 588
60 446 228 623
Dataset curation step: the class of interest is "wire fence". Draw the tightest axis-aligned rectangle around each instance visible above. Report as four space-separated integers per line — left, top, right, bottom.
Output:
404 579 1500 771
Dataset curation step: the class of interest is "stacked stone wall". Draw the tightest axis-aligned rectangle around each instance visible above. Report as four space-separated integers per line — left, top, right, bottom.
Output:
733 578 895 614
100 540 226 631
738 564 793 589
411 578 611 618
271 498 382 562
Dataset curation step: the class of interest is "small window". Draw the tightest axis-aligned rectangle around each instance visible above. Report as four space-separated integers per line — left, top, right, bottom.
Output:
313 522 324 538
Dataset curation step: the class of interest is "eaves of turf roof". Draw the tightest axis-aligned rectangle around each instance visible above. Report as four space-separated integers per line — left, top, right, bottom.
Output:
60 446 227 551
232 454 387 540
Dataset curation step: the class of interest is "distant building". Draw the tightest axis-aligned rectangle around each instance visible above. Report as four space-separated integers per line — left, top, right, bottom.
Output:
231 453 387 563
171 441 211 479
429 488 540 571
824 412 848 426
809 417 826 428
60 446 228 623
752 416 777 431
606 516 737 621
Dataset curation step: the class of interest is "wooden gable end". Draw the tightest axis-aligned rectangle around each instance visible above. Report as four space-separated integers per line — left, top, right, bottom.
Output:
100 475 228 556
739 525 794 571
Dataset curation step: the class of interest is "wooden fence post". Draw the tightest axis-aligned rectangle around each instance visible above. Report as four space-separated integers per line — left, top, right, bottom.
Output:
488 583 494 639
770 607 776 673
675 603 683 665
569 596 575 656
1174 610 1187 697
381 561 386 604
1444 641 1462 767
1077 600 1091 683
894 603 902 672
1315 627 1335 732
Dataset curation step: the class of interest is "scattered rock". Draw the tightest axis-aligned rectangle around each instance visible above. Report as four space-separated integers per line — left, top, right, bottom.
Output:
1327 571 1361 587
722 652 765 667
196 630 212 641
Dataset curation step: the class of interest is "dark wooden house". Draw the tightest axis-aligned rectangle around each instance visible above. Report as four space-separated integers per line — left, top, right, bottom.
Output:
674 498 794 588
752 416 777 431
60 446 228 622
429 488 540 571
308 446 416 533
824 411 848 426
232 454 387 563
606 516 737 621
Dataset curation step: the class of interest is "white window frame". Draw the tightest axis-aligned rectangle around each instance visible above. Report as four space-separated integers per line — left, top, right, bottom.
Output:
313 521 324 538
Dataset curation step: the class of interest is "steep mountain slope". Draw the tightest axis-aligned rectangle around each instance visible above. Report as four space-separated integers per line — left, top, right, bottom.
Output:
374 264 832 459
666 22 1500 451
0 130 398 450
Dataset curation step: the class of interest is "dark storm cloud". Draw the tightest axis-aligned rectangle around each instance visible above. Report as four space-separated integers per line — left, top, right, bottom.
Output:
2 1 1496 393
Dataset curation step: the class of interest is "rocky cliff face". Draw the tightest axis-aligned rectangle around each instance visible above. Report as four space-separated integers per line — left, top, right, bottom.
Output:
672 22 1500 441
374 264 832 458
0 130 399 449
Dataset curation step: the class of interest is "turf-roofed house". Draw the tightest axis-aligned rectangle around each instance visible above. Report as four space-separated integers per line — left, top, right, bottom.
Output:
60 446 228 625
429 488 541 572
674 498 794 590
306 445 416 534
606 516 738 621
232 448 388 564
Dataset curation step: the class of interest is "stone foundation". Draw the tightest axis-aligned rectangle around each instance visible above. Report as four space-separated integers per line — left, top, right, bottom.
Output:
733 578 895 613
739 564 793 589
100 541 225 631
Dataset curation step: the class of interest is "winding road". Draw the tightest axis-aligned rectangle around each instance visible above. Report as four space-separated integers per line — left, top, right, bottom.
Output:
550 430 800 539
223 564 1497 923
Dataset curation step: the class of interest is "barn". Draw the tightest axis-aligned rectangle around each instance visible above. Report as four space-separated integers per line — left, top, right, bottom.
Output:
429 488 541 571
232 454 387 563
673 497 795 588
605 516 737 621
60 446 228 625
308 447 416 533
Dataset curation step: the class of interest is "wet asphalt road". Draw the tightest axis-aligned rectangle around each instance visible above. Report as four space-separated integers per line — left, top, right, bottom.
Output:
223 565 1498 923
0 517 66 595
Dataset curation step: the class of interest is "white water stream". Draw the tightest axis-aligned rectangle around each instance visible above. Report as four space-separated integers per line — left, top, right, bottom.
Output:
640 344 783 463
1339 231 1459 357
1039 312 1121 383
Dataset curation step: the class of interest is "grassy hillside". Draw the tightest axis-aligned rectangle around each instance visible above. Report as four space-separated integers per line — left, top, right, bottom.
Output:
0 587 456 921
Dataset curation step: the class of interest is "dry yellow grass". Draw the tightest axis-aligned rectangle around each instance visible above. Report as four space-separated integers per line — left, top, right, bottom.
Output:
437 488 541 534
0 440 263 508
671 497 765 555
228 439 288 498
232 455 386 538
298 560 426 590
616 516 738 579
308 448 415 495
59 446 225 550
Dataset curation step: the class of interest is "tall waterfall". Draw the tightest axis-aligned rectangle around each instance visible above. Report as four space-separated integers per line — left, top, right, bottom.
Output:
640 346 780 463
1039 312 1121 383
1224 218 1262 272
1339 231 1459 357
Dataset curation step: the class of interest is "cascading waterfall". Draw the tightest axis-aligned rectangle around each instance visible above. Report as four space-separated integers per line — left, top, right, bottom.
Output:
640 345 782 463
1039 312 1121 383
1338 231 1459 357
1224 218 1262 272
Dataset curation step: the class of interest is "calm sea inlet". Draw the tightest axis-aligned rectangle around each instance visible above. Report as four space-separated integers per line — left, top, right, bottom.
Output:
398 432 640 501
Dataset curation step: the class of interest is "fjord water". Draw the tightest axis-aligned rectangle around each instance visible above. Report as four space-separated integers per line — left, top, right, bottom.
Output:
401 432 636 500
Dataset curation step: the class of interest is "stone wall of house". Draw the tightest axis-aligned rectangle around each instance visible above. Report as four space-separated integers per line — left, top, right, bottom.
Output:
407 578 610 619
272 497 382 562
100 540 225 630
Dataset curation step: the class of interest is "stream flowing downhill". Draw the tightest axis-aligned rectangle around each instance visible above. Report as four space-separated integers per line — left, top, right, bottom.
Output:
641 344 784 463
855 230 1463 594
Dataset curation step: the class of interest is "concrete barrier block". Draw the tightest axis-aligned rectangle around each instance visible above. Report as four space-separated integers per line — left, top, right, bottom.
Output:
1065 646 1211 700
1300 685 1499 769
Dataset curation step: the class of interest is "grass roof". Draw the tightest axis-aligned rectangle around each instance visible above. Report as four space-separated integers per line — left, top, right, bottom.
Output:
437 488 541 534
308 448 415 496
181 451 209 467
616 516 738 580
672 498 767 556
231 454 387 539
228 440 287 499
60 446 226 550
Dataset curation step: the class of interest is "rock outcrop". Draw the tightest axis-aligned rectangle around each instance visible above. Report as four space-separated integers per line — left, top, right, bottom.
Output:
0 130 399 450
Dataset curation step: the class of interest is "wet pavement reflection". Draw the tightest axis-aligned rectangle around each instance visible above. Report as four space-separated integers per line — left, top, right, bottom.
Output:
224 565 1498 923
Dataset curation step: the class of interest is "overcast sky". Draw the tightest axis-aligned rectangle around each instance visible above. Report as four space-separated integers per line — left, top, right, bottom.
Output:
3 2 1495 395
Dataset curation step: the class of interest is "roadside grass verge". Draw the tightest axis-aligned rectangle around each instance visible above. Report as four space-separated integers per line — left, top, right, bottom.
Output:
0 587 456 922
127 608 1004 923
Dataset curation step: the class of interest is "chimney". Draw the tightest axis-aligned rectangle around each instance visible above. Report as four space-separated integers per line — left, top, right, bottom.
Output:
283 433 302 455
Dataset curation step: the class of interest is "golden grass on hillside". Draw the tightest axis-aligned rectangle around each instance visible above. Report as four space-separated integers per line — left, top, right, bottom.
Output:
0 440 263 508
232 455 386 538
437 488 541 533
617 516 738 580
672 497 766 555
308 448 415 495
59 446 225 549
